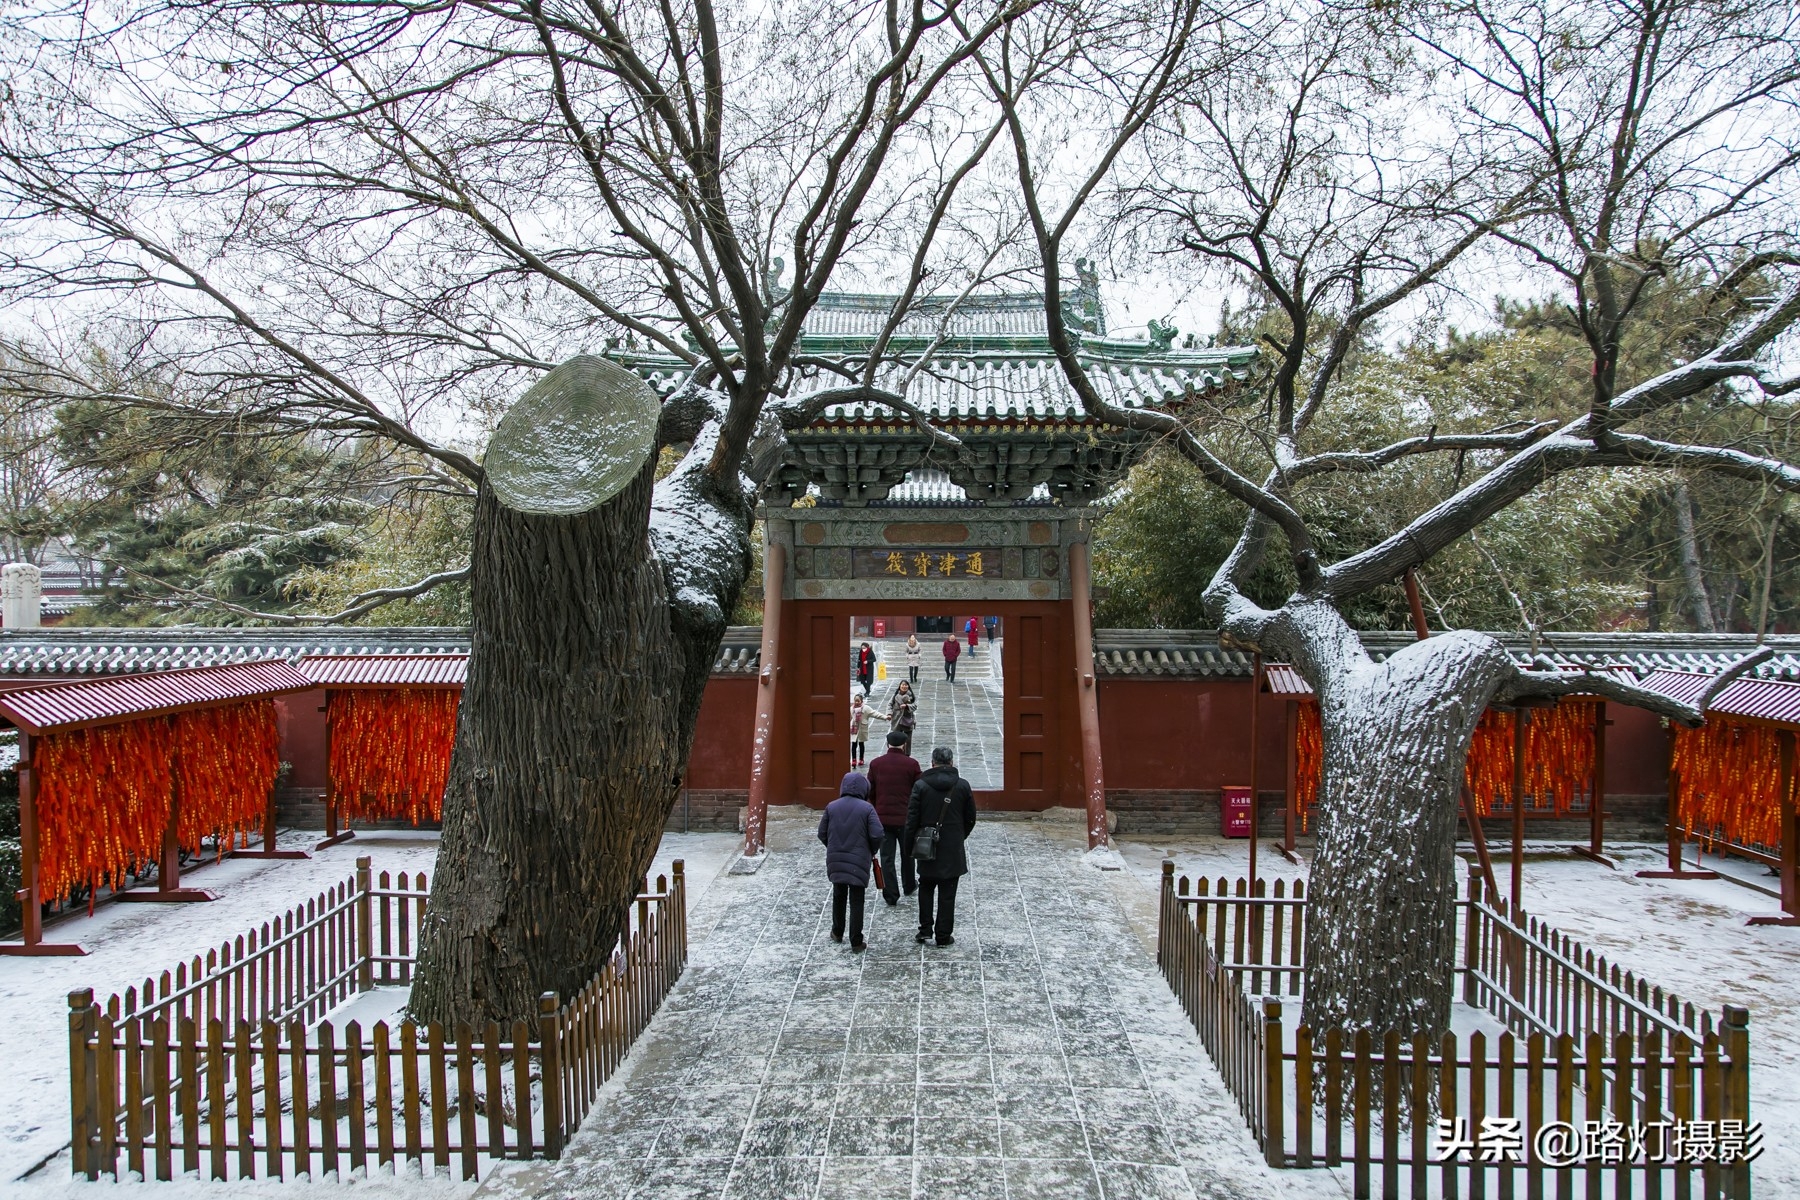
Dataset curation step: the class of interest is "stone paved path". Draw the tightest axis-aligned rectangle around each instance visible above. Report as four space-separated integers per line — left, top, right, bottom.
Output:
867 637 1003 789
484 812 1325 1200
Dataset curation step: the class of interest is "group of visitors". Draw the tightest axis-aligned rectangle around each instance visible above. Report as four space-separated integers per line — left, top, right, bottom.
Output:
817 732 977 951
858 617 998 695
847 683 916 769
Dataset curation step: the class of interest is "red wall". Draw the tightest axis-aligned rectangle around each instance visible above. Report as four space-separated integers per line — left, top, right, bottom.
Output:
61 666 1671 809
1604 703 1670 797
686 676 755 789
1097 678 1673 800
1098 679 1291 791
274 689 329 789
266 679 757 795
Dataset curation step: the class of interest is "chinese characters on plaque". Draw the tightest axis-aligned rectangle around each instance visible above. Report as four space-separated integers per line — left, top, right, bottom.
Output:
851 548 1003 579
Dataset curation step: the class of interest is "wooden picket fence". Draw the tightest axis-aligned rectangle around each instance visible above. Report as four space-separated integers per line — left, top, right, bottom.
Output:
1159 864 1754 1199
66 857 688 1182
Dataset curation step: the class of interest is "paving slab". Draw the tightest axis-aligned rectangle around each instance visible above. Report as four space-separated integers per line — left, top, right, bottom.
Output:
481 811 1340 1200
863 637 1002 789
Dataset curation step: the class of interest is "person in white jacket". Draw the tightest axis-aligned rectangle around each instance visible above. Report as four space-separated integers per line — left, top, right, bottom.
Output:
905 634 922 683
849 693 887 768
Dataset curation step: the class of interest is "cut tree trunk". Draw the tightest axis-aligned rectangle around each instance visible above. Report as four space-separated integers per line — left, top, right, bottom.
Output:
409 357 698 1027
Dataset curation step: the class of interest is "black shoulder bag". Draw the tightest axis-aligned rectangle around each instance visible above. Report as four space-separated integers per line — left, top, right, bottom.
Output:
912 792 951 861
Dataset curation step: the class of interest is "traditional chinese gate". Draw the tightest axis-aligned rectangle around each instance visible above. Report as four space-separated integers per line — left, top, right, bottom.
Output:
743 506 1106 851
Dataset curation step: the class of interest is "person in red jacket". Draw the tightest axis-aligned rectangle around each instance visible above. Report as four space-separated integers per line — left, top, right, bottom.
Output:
965 616 979 655
865 731 922 905
855 641 876 696
942 633 961 682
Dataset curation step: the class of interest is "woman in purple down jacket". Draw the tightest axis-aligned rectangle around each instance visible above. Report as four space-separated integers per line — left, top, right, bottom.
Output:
817 772 885 951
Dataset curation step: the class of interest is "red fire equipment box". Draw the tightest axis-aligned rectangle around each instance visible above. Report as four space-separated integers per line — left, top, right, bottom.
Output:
873 619 887 638
1222 785 1252 838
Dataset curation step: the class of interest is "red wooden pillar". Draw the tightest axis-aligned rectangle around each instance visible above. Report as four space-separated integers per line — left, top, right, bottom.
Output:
117 776 217 903
1638 719 1720 881
1247 653 1261 886
1278 698 1300 864
1068 541 1107 849
0 731 88 956
743 541 786 857
1748 730 1800 927
1570 701 1614 867
234 699 310 860
316 691 356 850
1511 708 1527 912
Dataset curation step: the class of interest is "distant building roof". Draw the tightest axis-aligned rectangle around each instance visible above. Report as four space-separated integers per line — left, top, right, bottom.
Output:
617 288 1256 507
869 469 1051 507
1092 630 1800 681
0 627 764 679
7 626 1795 688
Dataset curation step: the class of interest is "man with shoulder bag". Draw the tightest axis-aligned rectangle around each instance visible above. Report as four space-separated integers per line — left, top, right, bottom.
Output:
903 745 977 947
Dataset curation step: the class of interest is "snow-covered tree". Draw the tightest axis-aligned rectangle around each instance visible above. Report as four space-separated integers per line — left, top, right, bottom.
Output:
997 0 1800 1039
0 0 1117 1024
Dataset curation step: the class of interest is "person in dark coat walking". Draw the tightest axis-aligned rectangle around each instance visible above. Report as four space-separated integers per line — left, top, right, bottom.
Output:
941 634 960 682
818 772 884 950
904 746 977 946
984 614 997 645
866 731 922 906
855 641 876 696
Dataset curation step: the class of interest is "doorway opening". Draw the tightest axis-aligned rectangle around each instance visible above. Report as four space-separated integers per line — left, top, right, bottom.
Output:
850 615 1004 790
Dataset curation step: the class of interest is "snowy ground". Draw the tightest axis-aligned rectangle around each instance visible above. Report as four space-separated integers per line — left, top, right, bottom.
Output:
8 818 1795 1197
2 827 742 1194
1111 833 1800 1195
479 810 1338 1200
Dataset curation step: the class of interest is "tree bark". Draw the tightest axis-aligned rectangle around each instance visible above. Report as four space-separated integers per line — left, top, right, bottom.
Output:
1245 600 1514 1042
409 356 715 1028
1672 481 1717 632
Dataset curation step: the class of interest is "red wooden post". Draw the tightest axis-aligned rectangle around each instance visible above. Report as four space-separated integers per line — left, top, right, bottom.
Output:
1463 786 1502 903
1570 701 1614 867
316 691 356 851
234 703 310 859
1068 540 1108 850
1748 730 1800 927
1248 652 1261 886
0 731 88 956
1638 713 1720 882
1403 568 1430 642
1511 708 1527 912
1278 698 1300 864
743 541 785 857
117 775 216 904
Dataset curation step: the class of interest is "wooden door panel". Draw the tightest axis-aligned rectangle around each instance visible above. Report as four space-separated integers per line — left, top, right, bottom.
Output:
798 611 846 806
1007 611 1057 801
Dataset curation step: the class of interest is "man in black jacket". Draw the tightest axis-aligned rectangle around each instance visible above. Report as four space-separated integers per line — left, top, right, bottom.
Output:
904 746 978 947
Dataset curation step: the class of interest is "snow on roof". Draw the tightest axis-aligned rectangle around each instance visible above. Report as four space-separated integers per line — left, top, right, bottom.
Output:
297 653 467 688
0 658 315 733
799 291 1052 338
7 627 1793 686
1093 630 1800 681
0 628 764 679
1640 668 1800 728
867 470 1051 507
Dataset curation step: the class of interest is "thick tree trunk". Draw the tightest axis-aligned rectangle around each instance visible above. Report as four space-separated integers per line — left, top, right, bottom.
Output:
408 357 743 1028
1256 602 1514 1041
